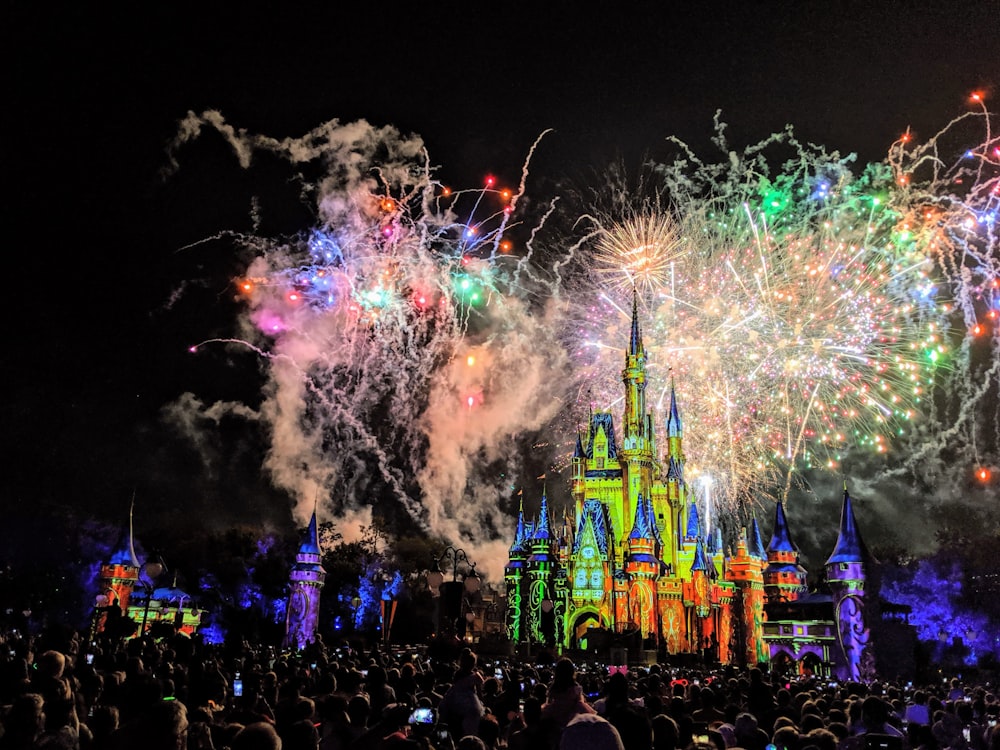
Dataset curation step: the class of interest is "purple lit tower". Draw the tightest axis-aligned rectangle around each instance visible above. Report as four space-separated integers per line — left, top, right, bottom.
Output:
826 483 871 682
284 508 326 651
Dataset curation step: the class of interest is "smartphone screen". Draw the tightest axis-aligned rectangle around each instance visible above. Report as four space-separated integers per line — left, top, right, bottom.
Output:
86 654 94 664
233 679 243 697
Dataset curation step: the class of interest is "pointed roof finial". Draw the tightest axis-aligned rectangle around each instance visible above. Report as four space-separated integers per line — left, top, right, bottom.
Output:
629 288 643 356
127 492 140 568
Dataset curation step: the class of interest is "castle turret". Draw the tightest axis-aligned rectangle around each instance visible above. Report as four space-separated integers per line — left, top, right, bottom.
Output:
505 496 529 642
729 526 767 666
527 491 556 643
97 506 141 632
284 507 326 651
763 501 807 603
826 483 871 681
624 495 658 637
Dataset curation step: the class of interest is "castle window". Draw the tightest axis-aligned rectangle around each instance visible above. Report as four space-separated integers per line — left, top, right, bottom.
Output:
596 459 605 469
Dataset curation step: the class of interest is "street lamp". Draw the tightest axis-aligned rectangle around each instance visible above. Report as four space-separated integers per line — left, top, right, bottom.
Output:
426 546 481 636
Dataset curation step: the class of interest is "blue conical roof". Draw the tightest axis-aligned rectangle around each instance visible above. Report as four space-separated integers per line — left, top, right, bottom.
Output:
532 493 552 540
510 497 528 555
826 486 868 565
691 537 713 574
299 510 321 555
766 501 798 553
685 500 701 539
629 495 653 540
750 516 767 559
666 383 683 437
573 430 585 459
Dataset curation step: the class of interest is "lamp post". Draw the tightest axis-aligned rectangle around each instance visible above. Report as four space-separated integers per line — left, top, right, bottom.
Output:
138 559 165 635
426 546 481 637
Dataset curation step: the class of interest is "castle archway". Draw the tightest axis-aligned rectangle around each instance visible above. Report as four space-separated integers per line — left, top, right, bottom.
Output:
769 649 794 678
571 609 604 650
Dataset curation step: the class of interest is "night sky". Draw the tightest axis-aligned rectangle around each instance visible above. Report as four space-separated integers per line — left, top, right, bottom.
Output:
5 3 999 573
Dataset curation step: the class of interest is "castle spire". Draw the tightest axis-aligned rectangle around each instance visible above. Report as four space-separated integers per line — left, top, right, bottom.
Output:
666 379 683 438
629 495 653 540
301 504 321 556
691 537 711 573
826 484 868 565
749 515 767 559
573 429 584 458
685 499 701 540
512 494 527 551
766 500 797 553
533 491 552 540
629 288 643 357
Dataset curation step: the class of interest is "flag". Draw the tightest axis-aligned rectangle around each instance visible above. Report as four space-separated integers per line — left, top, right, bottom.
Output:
536 473 546 480
517 489 523 496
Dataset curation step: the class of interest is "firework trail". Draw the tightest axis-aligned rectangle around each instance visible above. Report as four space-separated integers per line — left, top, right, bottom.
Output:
172 113 566 578
560 106 998 509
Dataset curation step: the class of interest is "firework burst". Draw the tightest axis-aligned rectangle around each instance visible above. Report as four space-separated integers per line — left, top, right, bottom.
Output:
590 212 684 296
562 108 998 509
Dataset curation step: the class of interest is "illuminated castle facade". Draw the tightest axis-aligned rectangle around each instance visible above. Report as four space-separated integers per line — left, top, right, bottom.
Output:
505 297 874 679
95 513 202 637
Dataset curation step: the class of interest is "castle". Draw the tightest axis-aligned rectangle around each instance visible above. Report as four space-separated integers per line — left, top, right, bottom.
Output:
95 513 203 637
95 506 325 649
505 295 875 680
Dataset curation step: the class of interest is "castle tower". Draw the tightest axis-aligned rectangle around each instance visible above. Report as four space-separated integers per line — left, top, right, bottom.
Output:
688 538 715 655
504 497 529 642
284 507 326 651
763 501 808 603
97 508 140 630
625 495 659 638
826 484 871 681
728 526 767 666
527 491 556 644
620 291 655 534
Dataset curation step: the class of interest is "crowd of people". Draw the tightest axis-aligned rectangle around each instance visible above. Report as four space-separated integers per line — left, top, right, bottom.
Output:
1 625 998 750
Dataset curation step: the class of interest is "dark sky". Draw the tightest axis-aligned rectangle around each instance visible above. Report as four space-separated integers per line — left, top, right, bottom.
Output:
4 3 999 555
